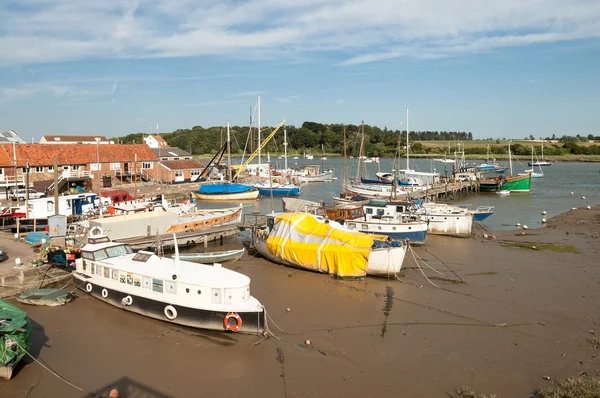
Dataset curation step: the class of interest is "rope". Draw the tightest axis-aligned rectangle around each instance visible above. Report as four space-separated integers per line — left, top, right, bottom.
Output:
409 247 440 288
12 340 102 398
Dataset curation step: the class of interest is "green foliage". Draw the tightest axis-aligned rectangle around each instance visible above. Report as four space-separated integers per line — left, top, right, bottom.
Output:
533 376 600 398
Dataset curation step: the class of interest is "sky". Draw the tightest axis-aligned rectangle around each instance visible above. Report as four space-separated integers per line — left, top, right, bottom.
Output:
1 0 599 142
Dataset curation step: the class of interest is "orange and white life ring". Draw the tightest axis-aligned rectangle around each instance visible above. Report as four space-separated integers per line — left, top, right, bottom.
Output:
223 312 242 332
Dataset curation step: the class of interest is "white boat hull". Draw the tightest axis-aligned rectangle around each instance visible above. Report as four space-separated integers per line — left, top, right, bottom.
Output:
422 213 472 237
298 170 334 182
193 190 259 201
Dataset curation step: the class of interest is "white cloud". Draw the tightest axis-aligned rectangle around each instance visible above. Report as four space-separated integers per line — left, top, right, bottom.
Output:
1 0 599 66
275 95 300 103
0 82 107 104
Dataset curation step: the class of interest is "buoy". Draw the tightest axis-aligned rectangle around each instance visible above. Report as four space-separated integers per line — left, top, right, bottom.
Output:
582 196 586 200
542 211 547 215
532 245 537 249
286 308 291 312
484 234 488 239
542 218 547 223
521 232 525 235
305 339 312 345
587 206 591 210
572 207 577 210
523 225 529 230
516 223 521 227
570 192 574 195
491 235 496 239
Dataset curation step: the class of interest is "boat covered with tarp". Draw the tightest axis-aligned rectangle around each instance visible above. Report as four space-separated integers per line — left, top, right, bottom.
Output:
0 299 32 380
253 212 407 278
16 289 74 307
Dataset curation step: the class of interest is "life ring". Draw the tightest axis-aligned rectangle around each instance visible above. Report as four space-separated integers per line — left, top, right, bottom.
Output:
86 283 92 293
121 296 133 306
89 226 104 236
223 312 242 332
164 305 177 320
101 288 108 298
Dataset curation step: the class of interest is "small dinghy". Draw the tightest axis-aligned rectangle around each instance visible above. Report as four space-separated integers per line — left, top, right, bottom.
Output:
16 289 74 306
1 299 32 380
172 248 245 264
496 190 511 196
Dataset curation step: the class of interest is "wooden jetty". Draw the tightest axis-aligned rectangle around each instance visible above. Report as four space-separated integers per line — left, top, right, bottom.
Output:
115 224 240 251
408 179 480 201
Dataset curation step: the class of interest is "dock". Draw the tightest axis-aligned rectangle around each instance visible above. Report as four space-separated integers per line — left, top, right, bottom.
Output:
408 179 480 201
114 224 241 251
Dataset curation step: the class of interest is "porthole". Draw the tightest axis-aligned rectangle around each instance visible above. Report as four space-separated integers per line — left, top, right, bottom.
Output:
186 288 190 293
392 227 396 230
197 290 202 295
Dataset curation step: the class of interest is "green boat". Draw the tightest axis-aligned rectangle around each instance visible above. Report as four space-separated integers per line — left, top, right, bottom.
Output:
479 178 502 192
501 173 531 192
0 300 32 380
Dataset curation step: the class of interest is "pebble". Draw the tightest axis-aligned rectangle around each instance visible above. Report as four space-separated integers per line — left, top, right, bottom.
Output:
582 196 586 200
587 206 591 210
305 339 312 345
286 308 291 312
516 223 521 227
532 245 537 249
570 192 574 195
542 375 551 381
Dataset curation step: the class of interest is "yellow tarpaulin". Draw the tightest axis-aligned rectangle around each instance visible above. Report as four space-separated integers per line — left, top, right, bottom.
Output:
265 213 388 278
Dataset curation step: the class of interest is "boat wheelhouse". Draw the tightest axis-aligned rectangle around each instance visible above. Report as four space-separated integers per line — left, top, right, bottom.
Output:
73 236 265 334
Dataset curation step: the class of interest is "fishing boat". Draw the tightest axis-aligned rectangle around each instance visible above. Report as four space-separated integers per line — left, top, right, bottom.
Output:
332 203 428 244
459 205 495 221
172 248 245 263
529 140 552 166
502 142 532 192
73 235 265 334
0 299 32 380
252 212 408 278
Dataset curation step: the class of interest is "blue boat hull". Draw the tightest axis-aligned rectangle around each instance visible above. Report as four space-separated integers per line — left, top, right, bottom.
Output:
198 183 254 194
473 212 493 222
258 187 301 196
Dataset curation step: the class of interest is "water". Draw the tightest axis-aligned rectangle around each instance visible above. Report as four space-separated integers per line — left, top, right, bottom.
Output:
201 157 600 231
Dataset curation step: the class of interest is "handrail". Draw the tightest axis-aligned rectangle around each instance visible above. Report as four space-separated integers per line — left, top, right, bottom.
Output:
234 119 286 180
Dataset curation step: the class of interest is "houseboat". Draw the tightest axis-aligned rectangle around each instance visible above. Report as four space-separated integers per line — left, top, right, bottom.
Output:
73 235 265 334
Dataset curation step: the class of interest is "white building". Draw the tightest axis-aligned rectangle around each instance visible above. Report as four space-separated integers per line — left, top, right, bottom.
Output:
0 130 26 144
143 135 169 149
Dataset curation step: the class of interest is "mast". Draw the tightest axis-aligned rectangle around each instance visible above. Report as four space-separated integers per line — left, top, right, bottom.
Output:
257 95 261 166
508 141 513 177
283 128 288 171
321 143 324 170
406 105 410 170
226 121 232 181
541 139 544 161
343 126 347 191
357 121 365 180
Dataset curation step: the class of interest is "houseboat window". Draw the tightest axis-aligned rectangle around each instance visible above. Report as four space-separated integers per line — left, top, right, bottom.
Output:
47 201 53 212
197 290 202 295
396 206 405 213
186 288 190 293
132 252 153 262
211 288 222 304
362 224 369 230
119 272 126 283
267 217 274 230
377 209 385 216
152 279 164 293
112 270 119 280
165 281 177 294
91 264 95 274
366 208 373 214
93 250 108 261
105 245 131 258
103 267 110 278
133 275 141 287
142 276 151 289
96 265 102 275
348 223 356 230
126 273 133 284
82 251 94 260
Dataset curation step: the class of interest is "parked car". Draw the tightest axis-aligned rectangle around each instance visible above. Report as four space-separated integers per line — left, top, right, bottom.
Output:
10 189 44 201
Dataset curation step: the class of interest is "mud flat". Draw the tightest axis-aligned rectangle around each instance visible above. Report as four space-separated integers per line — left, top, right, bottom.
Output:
1 206 599 397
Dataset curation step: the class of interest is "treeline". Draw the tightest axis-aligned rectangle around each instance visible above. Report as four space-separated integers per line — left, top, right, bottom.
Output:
115 121 473 157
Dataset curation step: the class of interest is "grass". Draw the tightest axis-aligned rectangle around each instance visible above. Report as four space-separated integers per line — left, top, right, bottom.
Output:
533 376 600 398
500 242 579 253
450 387 496 398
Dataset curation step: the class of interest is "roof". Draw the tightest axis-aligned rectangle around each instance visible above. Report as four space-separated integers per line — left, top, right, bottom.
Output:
152 147 192 157
146 135 168 147
160 159 205 171
0 144 157 167
41 135 109 143
0 130 26 144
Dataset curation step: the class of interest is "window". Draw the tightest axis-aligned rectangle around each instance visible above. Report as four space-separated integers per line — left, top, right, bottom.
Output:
126 273 133 285
175 170 183 177
103 267 110 278
110 163 120 170
366 208 373 214
191 169 200 176
90 163 99 171
152 279 164 293
46 201 53 212
72 165 80 170
82 251 94 260
35 166 44 173
21 167 27 173
48 166 54 172
132 252 152 262
173 157 180 160
377 209 385 216
165 281 177 294
105 245 130 258
133 275 141 287
142 276 151 289
94 250 108 261
119 272 126 283
112 270 119 280
96 265 102 275
142 162 152 169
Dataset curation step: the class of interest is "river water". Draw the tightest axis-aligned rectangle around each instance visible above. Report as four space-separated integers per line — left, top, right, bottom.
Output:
206 157 600 231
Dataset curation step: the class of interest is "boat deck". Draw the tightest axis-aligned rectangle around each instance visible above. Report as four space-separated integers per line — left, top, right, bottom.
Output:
114 224 240 250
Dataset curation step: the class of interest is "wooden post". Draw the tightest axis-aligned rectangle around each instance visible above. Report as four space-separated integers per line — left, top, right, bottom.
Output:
33 218 37 232
203 235 208 249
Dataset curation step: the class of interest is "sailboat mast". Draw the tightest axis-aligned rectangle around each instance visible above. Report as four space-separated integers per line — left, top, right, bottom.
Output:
357 121 365 179
226 121 232 181
284 128 288 171
343 126 347 191
406 105 410 170
257 95 261 166
541 139 544 161
509 141 513 177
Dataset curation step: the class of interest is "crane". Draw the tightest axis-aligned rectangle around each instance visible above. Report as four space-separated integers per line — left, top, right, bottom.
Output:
234 119 286 180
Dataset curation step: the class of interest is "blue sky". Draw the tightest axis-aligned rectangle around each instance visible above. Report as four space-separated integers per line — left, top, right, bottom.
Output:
1 0 599 142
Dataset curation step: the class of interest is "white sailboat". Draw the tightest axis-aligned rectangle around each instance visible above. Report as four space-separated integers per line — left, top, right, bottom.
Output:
519 146 544 178
529 140 552 166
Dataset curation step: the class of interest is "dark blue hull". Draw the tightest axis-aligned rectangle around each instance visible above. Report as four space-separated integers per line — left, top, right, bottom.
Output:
473 212 493 222
258 187 301 196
